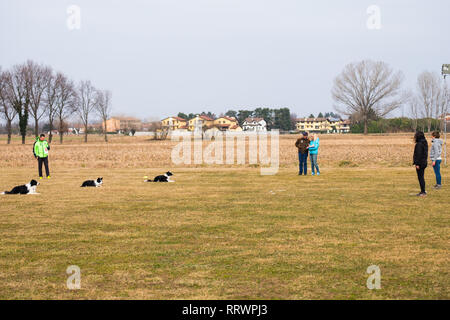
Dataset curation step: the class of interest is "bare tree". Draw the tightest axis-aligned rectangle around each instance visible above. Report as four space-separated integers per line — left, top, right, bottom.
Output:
417 71 442 132
29 62 52 136
437 82 450 132
55 73 76 144
408 93 420 131
0 69 18 144
4 63 32 144
44 71 58 143
332 60 405 134
75 80 96 143
95 89 112 142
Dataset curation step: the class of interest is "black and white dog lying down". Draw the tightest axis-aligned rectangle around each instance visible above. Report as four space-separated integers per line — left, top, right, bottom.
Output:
145 171 174 182
81 177 103 187
2 179 40 195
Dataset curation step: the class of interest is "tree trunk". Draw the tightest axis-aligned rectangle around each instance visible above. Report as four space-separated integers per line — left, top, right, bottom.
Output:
48 117 53 143
363 119 368 135
6 119 12 144
104 122 108 142
35 117 39 137
84 126 88 143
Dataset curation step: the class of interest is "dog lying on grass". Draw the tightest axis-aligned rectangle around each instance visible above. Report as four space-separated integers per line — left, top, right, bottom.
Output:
2 179 40 195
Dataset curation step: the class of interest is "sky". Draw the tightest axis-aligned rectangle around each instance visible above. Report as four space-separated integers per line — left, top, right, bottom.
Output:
1 0 449 120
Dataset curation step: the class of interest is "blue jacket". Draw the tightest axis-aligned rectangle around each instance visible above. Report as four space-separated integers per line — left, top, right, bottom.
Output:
308 138 319 155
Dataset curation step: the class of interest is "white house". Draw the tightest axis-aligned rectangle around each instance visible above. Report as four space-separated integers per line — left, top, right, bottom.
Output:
242 117 267 132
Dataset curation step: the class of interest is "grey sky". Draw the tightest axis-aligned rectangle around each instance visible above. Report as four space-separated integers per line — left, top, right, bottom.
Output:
1 0 449 120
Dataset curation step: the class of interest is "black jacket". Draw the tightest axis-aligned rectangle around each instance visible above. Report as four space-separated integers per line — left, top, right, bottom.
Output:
413 139 428 169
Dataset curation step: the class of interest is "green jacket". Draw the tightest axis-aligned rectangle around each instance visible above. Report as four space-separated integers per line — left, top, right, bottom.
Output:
33 137 50 158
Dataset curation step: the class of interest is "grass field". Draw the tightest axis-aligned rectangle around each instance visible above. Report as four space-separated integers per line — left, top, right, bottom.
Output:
0 134 448 299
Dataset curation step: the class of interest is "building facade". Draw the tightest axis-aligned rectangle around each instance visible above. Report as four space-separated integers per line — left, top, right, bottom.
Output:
213 116 242 131
161 116 188 131
104 117 143 132
242 118 267 132
296 117 350 133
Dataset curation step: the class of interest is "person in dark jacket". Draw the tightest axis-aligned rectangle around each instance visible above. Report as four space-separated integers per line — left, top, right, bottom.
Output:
413 131 428 197
295 132 310 175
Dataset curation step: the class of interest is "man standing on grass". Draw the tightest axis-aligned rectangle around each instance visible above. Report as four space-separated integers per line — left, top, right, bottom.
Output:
33 134 51 180
295 132 310 175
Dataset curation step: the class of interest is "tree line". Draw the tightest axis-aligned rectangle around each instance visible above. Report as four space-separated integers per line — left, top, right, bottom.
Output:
0 60 112 144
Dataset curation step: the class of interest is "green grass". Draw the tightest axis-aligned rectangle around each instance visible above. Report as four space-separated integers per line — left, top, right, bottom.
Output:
0 166 448 299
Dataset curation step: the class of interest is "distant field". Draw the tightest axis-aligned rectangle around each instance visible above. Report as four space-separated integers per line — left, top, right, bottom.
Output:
0 133 440 168
0 134 448 299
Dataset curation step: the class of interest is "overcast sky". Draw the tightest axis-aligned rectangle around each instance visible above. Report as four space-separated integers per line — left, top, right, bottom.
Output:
1 0 449 120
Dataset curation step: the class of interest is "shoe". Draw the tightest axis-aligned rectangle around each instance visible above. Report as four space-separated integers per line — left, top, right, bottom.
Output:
47 176 51 179
416 192 427 197
434 184 442 189
39 177 43 180
312 172 315 176
317 172 320 176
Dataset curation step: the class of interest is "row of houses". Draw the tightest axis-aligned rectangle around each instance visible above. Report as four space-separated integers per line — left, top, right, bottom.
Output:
295 117 351 133
160 115 270 132
99 115 351 134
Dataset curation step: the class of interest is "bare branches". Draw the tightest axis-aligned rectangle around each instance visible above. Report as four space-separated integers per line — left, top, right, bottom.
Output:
95 89 112 142
54 73 76 144
75 80 97 143
332 60 405 134
0 69 18 144
416 71 449 132
28 61 52 136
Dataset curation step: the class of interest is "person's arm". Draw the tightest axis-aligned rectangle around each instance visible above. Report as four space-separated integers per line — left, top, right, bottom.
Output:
33 142 37 158
46 142 50 151
413 143 422 167
309 141 318 152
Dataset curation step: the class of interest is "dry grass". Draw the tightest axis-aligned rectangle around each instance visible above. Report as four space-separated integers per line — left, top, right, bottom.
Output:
0 133 440 169
0 134 448 299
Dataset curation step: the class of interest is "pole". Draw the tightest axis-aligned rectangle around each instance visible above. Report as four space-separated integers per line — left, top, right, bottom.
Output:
444 78 448 166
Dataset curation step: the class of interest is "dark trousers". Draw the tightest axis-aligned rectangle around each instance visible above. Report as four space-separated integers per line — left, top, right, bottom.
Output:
38 157 50 177
298 152 308 175
416 167 426 193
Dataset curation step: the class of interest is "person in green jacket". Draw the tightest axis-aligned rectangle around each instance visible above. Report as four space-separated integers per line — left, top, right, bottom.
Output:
33 134 51 179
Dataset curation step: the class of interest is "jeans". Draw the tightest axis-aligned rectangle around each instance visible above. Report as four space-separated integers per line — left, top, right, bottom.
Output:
433 160 442 185
416 167 426 193
38 157 50 177
310 154 319 174
298 152 308 175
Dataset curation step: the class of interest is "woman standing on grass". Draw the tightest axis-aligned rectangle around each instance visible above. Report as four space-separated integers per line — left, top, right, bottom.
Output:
430 131 443 189
308 133 320 175
413 131 428 197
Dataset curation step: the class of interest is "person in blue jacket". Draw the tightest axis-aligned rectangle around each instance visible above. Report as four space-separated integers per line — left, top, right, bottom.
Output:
308 133 320 175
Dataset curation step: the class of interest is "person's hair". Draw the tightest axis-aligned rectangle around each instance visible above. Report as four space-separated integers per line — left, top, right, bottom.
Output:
432 131 440 139
414 131 425 143
302 132 308 136
40 134 45 138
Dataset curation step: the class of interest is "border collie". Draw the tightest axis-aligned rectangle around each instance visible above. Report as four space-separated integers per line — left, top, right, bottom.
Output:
145 171 174 182
2 179 40 195
81 177 103 187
